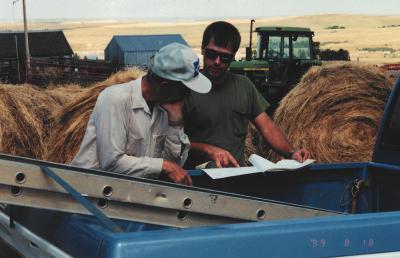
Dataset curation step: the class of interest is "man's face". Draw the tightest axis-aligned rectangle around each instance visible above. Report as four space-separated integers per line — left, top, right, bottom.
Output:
202 37 235 83
157 81 190 104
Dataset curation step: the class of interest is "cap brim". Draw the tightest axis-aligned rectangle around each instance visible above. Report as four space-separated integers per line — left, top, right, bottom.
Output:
182 73 212 94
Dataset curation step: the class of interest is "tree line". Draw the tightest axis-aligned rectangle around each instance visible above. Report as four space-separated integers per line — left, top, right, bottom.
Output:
313 42 350 61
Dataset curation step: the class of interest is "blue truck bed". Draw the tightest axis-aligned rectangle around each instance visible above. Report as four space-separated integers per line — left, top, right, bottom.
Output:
19 208 400 258
18 159 400 258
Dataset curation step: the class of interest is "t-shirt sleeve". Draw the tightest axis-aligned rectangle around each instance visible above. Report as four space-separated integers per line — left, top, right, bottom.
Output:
246 78 270 118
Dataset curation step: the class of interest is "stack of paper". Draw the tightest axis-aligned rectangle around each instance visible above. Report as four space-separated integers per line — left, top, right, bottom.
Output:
202 154 314 179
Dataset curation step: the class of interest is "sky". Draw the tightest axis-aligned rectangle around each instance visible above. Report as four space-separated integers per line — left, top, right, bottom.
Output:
1 0 400 21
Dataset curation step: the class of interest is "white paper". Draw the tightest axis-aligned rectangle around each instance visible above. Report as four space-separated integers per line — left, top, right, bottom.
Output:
273 159 315 170
202 154 314 179
249 154 315 171
248 154 276 170
201 166 261 179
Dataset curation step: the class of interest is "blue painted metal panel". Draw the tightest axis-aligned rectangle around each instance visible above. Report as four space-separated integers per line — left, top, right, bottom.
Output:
111 34 188 52
123 51 156 67
104 38 126 66
190 163 369 213
44 211 400 258
104 37 116 62
104 34 189 66
373 77 400 166
190 161 400 214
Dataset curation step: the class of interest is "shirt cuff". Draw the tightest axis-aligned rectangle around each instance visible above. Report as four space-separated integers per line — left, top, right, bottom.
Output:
144 157 164 178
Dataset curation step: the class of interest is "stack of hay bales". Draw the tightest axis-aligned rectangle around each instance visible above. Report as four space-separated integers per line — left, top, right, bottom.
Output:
255 63 393 163
0 84 76 159
45 68 144 164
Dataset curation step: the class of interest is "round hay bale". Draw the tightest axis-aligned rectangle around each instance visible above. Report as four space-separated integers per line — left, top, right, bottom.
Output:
259 63 393 163
0 84 66 159
45 68 145 164
244 123 265 165
45 84 84 107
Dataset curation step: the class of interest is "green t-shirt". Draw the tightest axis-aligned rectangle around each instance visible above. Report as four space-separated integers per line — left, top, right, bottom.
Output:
184 72 269 167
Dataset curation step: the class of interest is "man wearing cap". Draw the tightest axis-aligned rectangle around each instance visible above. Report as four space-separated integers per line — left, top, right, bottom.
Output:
184 21 310 169
72 43 211 186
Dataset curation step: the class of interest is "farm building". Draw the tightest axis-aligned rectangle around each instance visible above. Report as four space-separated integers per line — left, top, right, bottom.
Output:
104 34 188 68
0 30 73 83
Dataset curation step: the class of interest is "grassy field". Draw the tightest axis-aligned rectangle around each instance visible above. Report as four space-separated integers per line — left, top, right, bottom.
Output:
1 14 400 64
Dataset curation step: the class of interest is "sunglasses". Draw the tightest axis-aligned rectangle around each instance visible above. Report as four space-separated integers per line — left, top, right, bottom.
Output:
204 48 234 63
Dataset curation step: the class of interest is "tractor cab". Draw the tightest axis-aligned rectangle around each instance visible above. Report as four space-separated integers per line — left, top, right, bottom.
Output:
230 23 321 113
258 27 318 105
256 27 314 60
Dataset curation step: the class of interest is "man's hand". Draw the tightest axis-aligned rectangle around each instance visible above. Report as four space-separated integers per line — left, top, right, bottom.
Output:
161 101 184 126
161 160 192 186
291 148 311 163
205 145 240 168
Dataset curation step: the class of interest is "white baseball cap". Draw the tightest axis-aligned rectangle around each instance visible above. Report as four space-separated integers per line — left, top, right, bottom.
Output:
150 43 211 94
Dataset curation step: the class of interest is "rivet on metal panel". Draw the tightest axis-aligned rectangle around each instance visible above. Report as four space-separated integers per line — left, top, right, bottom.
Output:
102 185 113 197
29 241 39 249
97 198 109 209
15 172 26 184
156 193 167 198
183 198 192 209
257 209 266 220
10 186 23 196
177 211 187 221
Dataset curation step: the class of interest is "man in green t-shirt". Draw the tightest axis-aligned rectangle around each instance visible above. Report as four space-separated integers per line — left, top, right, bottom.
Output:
184 21 310 168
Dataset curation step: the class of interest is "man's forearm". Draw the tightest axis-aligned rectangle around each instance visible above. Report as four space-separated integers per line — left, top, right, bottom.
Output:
190 142 213 155
253 112 294 158
263 129 294 158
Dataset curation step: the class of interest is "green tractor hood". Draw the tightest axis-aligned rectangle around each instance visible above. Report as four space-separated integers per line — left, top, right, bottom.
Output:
229 60 270 71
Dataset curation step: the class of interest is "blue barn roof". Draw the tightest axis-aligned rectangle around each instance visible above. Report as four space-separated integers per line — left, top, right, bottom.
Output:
107 34 188 52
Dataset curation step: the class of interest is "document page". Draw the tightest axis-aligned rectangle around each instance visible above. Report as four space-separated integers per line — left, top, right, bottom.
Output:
202 154 314 179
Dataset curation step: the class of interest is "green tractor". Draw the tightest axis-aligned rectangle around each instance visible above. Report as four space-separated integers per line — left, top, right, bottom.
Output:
230 20 321 113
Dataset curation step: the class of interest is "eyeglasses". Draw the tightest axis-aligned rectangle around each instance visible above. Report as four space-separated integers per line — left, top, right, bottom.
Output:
204 48 234 63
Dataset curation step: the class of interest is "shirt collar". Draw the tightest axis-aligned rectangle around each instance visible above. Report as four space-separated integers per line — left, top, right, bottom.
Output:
131 76 148 112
